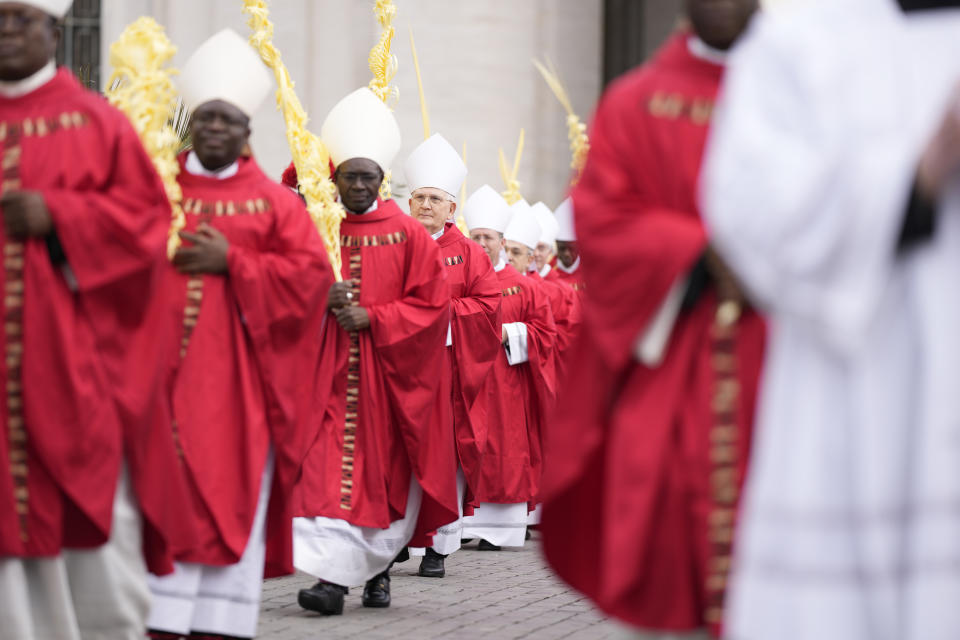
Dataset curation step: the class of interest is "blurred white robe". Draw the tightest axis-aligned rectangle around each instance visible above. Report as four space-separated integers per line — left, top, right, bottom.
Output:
702 2 960 639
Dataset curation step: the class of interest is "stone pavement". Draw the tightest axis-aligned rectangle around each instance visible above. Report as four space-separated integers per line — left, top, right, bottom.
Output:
257 534 624 639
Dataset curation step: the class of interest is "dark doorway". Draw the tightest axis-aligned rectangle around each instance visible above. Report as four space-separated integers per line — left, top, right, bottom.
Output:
603 0 682 87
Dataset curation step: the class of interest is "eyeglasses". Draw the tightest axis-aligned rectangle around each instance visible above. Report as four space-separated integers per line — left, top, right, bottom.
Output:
412 194 452 206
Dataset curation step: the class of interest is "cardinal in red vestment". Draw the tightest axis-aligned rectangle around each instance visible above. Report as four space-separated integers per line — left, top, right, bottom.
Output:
293 88 456 616
402 134 502 578
144 30 332 640
0 2 190 637
540 2 765 637
550 198 586 292
460 186 557 551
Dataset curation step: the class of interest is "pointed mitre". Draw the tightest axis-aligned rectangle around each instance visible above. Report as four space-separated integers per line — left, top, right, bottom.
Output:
530 201 559 246
404 133 467 199
179 28 272 118
463 185 511 234
321 88 402 171
504 201 543 252
19 0 72 17
554 197 577 242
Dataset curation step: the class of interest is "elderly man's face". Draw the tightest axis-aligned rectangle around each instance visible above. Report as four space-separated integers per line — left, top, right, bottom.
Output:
190 100 250 172
533 242 554 271
504 240 533 274
410 187 455 236
335 158 383 214
555 240 579 269
469 228 503 266
0 3 58 82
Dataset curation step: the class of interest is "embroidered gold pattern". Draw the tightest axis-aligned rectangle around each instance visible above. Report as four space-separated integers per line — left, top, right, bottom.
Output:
647 92 714 125
182 197 272 217
704 305 742 628
0 113 89 145
340 250 363 511
340 231 407 247
1 124 27 542
502 285 522 297
444 255 464 267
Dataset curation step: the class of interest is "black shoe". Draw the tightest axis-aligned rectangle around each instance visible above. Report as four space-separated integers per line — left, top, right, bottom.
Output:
478 539 501 551
393 547 410 565
418 547 446 578
461 538 474 544
362 571 391 608
297 581 347 615
525 528 532 541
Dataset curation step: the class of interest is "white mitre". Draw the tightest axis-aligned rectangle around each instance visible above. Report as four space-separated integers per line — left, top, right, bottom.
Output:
179 29 272 118
530 201 559 246
504 203 543 252
13 0 72 17
463 185 511 234
322 88 402 171
554 197 577 242
404 134 466 198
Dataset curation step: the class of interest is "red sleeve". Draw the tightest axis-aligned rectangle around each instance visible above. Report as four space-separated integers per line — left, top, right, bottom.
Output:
367 226 458 534
41 114 171 293
225 189 332 363
450 246 502 405
37 106 192 574
366 228 449 348
573 81 706 372
225 189 333 578
525 280 559 409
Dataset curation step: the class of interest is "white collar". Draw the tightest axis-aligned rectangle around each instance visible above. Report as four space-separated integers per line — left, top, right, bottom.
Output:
539 263 552 278
493 258 506 272
185 151 239 179
688 36 729 66
557 255 581 274
430 226 445 240
0 61 56 98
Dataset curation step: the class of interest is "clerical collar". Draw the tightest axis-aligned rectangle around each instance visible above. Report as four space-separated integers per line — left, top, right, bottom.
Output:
345 200 380 215
493 259 506 272
557 256 581 274
0 60 56 98
185 151 239 180
431 227 445 240
539 263 552 278
688 36 729 66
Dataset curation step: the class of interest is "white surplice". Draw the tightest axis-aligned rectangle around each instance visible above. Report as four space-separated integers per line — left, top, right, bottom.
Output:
702 2 960 639
0 468 150 640
147 451 273 638
293 476 422 586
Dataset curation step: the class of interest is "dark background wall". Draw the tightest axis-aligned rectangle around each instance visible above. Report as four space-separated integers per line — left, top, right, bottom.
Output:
603 0 683 87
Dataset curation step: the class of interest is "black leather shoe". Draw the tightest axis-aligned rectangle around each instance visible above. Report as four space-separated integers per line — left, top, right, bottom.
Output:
297 581 347 615
478 539 501 551
393 547 410 565
525 528 532 541
418 547 446 578
461 538 474 544
362 571 391 608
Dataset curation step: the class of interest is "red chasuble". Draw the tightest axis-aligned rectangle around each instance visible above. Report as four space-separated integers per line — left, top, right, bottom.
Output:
294 200 458 537
529 270 581 376
436 223 501 500
475 264 556 506
551 263 585 292
0 69 190 572
540 33 766 636
163 154 331 577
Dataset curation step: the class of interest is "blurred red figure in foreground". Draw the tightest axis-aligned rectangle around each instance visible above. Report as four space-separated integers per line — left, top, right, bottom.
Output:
702 1 960 639
540 0 764 637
